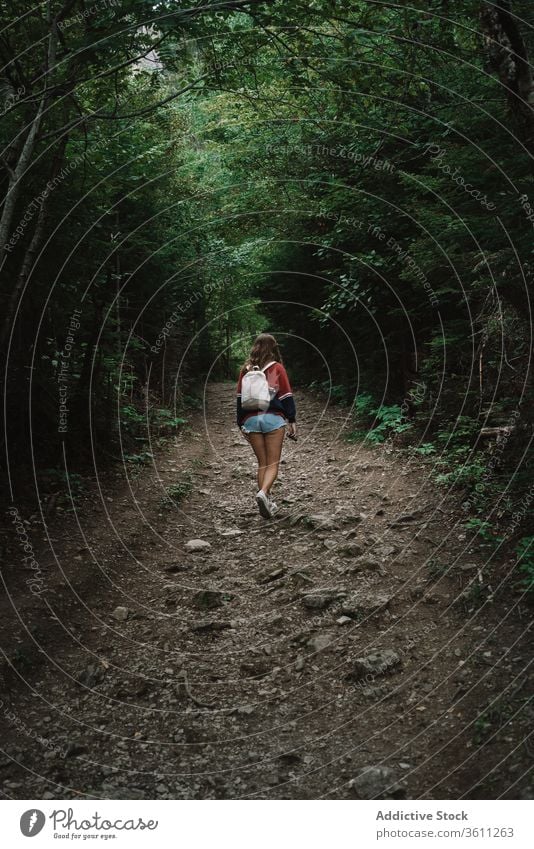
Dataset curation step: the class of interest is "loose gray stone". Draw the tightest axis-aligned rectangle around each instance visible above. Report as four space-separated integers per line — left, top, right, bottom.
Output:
285 511 308 527
339 542 365 558
288 569 314 588
77 663 106 687
192 590 230 610
391 511 421 524
361 684 390 699
307 632 335 653
348 649 401 681
373 544 397 559
304 514 340 531
185 539 212 552
163 562 188 573
351 555 382 572
302 589 342 610
258 567 286 584
349 766 405 799
342 589 391 618
112 606 129 622
339 511 367 524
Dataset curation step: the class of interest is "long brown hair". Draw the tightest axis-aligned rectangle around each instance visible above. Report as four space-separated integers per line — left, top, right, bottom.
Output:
243 333 283 371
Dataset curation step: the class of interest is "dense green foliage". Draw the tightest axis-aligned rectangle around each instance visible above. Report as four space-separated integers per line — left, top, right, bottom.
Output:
1 1 533 549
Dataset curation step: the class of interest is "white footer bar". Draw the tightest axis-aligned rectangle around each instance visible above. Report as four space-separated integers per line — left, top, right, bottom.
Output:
2 799 533 848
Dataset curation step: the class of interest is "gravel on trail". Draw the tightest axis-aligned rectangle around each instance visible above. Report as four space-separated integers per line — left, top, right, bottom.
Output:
0 383 532 800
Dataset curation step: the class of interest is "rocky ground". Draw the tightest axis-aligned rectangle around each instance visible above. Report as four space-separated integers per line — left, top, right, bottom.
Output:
0 383 532 800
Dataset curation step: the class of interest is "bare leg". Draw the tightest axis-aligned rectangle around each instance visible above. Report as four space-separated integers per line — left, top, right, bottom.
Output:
262 427 285 495
247 433 268 490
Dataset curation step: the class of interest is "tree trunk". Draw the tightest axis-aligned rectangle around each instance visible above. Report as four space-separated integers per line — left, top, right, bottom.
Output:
0 135 67 349
480 1 534 156
0 98 46 264
0 20 59 266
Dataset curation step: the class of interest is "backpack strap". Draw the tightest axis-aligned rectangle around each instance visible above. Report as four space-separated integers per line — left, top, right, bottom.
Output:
260 360 277 373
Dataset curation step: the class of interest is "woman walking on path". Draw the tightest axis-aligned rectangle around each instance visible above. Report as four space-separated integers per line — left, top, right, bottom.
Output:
236 333 297 519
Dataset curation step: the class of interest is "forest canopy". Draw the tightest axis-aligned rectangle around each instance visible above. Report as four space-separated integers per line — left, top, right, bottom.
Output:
1 0 533 550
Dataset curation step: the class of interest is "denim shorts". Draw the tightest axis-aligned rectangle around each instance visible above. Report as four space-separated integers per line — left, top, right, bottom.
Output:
241 413 286 434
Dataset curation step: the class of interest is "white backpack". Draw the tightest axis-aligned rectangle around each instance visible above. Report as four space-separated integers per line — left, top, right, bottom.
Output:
240 361 276 411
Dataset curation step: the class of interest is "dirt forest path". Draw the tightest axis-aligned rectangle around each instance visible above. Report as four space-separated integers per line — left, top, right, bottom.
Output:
1 383 532 800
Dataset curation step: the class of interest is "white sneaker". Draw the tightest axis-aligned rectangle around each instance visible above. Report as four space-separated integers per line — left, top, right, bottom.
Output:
269 500 279 516
256 489 272 519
